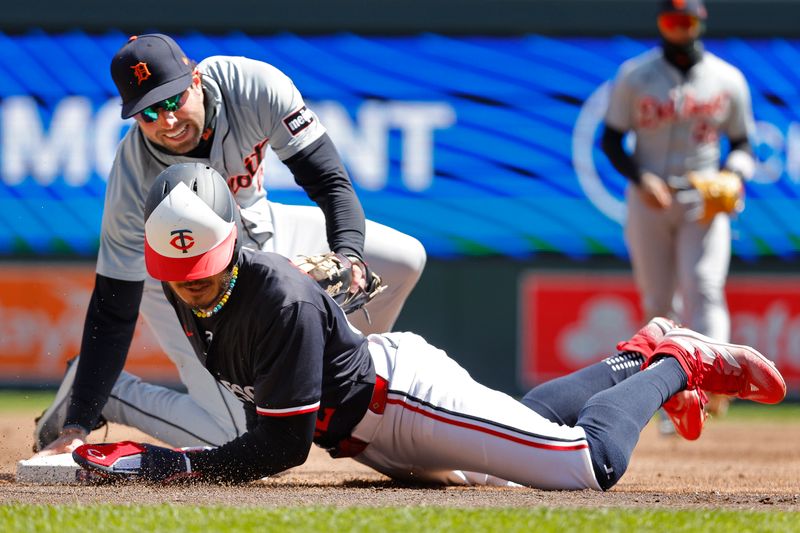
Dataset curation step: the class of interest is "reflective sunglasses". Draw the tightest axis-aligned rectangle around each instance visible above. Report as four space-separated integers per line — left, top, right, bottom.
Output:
138 90 189 123
658 13 701 31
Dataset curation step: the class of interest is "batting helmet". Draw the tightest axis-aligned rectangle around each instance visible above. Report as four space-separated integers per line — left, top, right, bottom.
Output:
144 163 241 282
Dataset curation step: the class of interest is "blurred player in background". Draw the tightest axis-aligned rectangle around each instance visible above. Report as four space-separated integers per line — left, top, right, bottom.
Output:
34 33 426 457
600 0 756 418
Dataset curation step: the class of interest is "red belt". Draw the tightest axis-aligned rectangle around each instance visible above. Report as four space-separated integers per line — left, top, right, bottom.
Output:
333 375 388 458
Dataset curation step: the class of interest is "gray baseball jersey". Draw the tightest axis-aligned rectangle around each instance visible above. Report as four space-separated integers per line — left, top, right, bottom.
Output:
605 48 754 178
98 56 325 282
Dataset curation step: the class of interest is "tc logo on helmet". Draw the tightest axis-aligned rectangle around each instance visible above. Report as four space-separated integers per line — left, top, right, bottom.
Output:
131 62 152 85
169 229 195 253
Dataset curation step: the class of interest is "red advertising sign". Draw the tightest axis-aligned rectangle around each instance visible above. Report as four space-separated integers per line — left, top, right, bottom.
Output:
519 272 800 392
0 265 177 385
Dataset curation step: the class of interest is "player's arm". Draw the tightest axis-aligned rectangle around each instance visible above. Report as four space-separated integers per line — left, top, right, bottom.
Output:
601 67 643 183
601 125 671 209
73 411 316 483
722 71 756 181
187 412 316 482
285 135 369 291
67 275 143 430
600 125 642 184
284 133 366 261
723 137 754 181
37 275 143 456
247 58 368 289
243 403 258 432
241 57 366 259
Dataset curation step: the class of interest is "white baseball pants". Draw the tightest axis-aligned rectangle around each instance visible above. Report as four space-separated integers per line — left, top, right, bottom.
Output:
350 333 602 490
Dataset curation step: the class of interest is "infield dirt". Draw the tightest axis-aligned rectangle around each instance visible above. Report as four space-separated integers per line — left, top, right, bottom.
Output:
1 410 798 509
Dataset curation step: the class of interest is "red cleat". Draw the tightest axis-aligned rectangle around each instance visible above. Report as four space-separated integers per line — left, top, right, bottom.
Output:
618 317 708 440
650 329 787 404
617 317 678 358
661 389 708 440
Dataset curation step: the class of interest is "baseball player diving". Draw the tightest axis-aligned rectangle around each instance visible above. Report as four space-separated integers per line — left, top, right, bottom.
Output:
33 34 426 458
70 163 785 489
600 0 756 415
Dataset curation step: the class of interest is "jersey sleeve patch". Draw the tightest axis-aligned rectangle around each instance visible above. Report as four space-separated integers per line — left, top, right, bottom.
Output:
282 105 315 136
256 401 320 417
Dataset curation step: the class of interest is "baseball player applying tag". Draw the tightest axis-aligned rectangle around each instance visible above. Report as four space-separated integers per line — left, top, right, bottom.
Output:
33 34 427 460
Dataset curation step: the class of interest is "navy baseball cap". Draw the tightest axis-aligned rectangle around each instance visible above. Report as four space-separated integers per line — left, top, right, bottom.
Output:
659 0 707 19
110 34 194 119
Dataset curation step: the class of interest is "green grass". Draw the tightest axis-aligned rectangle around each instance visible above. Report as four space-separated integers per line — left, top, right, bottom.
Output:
0 505 798 533
0 390 55 413
712 400 800 422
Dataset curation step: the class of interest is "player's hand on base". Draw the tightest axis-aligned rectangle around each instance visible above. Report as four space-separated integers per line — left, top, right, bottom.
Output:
638 172 672 209
73 441 197 483
32 426 88 458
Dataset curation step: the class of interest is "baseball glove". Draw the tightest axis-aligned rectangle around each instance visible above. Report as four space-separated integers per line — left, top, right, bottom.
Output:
687 170 745 225
293 252 387 315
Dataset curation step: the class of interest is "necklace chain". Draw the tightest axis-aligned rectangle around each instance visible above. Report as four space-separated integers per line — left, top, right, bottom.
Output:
192 265 238 318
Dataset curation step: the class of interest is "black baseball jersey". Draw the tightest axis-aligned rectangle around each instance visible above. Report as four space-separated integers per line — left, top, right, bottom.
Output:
164 249 376 450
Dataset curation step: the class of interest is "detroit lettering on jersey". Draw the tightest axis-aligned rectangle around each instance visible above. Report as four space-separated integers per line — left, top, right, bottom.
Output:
283 105 315 136
228 138 268 195
637 92 730 129
604 49 752 178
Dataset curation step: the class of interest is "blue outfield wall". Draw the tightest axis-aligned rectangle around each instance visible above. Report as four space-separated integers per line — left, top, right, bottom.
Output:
0 32 799 260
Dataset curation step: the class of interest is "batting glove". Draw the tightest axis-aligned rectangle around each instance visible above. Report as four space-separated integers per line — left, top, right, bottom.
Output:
73 441 198 483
